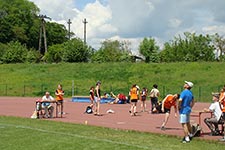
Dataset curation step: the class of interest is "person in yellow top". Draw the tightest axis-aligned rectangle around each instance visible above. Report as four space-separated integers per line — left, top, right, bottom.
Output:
55 84 64 117
129 84 139 116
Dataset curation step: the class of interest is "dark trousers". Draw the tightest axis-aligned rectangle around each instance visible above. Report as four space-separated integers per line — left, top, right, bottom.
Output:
150 97 158 111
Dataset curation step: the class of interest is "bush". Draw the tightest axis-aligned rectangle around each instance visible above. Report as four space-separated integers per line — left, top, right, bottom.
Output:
2 41 28 63
26 49 41 63
62 38 90 62
44 44 64 63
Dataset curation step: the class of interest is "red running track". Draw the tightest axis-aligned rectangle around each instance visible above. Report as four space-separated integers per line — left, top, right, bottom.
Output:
0 97 223 141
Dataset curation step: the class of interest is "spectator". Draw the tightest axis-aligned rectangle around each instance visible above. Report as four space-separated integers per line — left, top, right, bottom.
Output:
55 84 64 117
89 86 95 108
129 84 139 116
178 81 195 143
219 85 225 141
150 84 160 113
160 93 180 130
203 93 222 136
140 87 148 112
41 91 55 118
94 81 101 116
110 92 127 104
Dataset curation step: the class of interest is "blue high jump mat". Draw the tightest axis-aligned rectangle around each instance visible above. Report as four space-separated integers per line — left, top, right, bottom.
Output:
71 96 115 104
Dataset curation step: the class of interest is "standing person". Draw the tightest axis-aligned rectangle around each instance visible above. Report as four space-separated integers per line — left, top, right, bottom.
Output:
129 84 139 116
89 86 95 108
140 87 148 112
178 81 195 143
219 85 225 141
149 84 160 113
55 84 64 117
160 93 180 130
94 81 101 116
41 91 55 118
203 93 222 136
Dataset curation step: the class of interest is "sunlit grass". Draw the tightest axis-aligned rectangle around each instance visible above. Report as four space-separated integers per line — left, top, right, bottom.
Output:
0 62 224 102
0 116 224 150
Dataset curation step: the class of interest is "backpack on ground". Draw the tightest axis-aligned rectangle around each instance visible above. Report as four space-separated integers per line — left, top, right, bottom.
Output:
31 110 38 119
191 123 202 137
85 106 93 114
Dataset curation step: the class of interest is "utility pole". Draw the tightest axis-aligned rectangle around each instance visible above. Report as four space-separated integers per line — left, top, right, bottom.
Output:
38 15 51 54
67 19 72 40
83 18 88 44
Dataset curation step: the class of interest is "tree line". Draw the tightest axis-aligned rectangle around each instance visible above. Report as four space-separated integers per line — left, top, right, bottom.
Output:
0 0 225 64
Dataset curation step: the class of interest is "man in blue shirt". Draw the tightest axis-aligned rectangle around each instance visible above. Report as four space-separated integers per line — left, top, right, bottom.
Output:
178 81 195 143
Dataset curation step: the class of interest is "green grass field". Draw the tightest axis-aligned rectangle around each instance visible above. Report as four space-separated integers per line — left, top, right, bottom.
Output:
0 62 224 101
0 116 224 150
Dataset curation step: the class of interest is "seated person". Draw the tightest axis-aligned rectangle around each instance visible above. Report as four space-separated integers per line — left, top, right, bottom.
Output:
204 93 222 136
41 91 55 118
102 92 110 98
110 92 127 104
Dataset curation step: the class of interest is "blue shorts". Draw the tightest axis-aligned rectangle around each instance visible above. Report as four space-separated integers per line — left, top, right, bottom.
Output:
179 114 190 123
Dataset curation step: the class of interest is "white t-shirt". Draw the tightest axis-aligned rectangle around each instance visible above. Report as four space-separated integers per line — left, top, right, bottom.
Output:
42 95 54 107
209 101 222 121
150 88 159 98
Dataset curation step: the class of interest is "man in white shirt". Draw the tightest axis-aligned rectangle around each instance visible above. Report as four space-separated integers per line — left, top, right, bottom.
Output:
42 91 55 118
204 93 222 136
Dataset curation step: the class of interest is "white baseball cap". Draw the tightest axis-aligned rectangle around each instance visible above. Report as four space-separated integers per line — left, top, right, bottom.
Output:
185 81 194 88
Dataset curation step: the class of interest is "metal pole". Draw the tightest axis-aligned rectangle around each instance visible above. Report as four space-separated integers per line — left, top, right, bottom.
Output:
72 80 74 97
83 18 88 44
67 19 72 40
42 19 48 53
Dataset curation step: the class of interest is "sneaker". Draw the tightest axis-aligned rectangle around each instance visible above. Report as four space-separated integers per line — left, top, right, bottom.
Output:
189 134 193 140
219 137 225 142
182 138 190 143
160 126 166 131
182 136 190 143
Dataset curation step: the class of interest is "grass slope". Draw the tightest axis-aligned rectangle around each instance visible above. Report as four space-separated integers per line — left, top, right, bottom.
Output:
0 116 224 150
0 62 224 101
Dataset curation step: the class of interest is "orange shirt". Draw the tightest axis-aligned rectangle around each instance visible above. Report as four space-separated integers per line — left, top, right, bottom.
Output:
163 95 177 109
219 92 225 112
55 89 64 101
130 87 138 100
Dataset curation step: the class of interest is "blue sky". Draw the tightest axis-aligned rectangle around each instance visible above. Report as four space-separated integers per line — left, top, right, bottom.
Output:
30 0 225 55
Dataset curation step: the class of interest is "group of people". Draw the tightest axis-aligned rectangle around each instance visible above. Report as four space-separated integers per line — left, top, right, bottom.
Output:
36 84 65 118
87 80 225 143
128 82 191 143
203 85 225 141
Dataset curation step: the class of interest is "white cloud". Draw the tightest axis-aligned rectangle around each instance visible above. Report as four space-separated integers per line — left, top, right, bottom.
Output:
202 26 225 36
29 0 225 55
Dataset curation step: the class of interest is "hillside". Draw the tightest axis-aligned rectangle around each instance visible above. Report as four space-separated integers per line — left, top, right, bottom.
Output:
0 62 223 102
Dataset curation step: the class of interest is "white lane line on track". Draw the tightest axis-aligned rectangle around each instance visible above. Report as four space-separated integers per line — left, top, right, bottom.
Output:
0 123 150 149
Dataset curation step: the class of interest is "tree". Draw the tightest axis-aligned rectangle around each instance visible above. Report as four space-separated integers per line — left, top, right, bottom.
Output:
91 40 132 63
0 0 69 52
0 0 39 45
139 37 159 63
212 33 225 61
62 38 91 62
159 32 215 62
